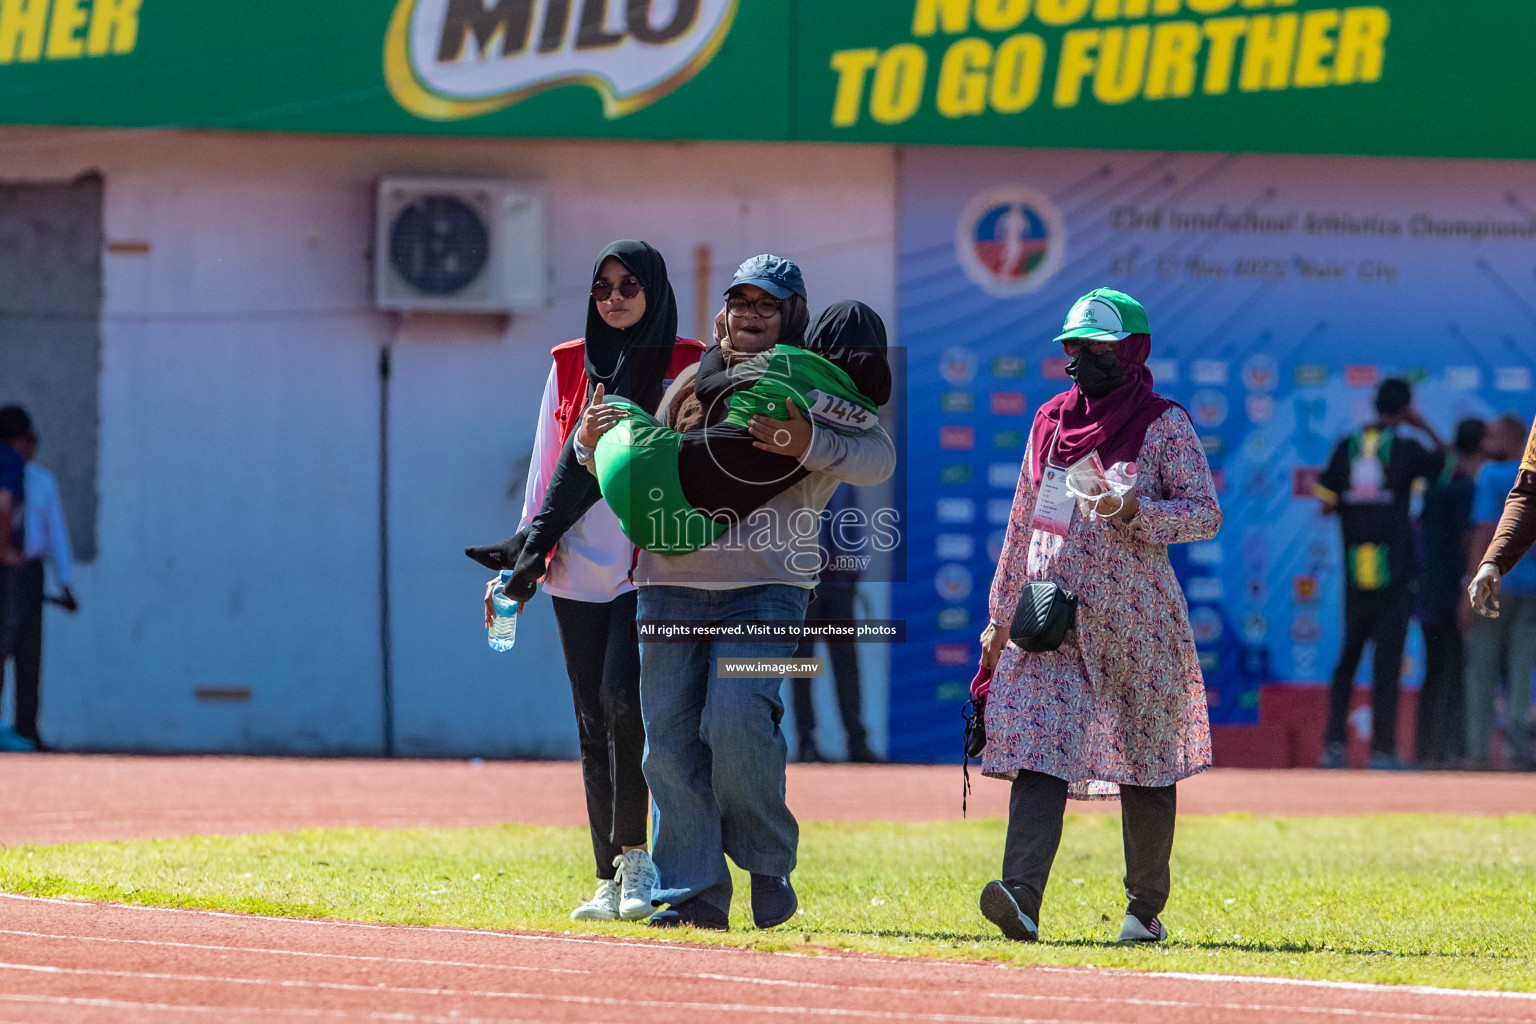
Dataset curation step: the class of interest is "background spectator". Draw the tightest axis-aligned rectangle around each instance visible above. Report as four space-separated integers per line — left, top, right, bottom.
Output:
1316 378 1448 770
790 484 877 763
0 406 27 752
1413 417 1485 767
2 407 78 751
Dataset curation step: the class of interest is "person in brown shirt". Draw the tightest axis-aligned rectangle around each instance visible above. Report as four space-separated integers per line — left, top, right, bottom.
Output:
1469 417 1536 617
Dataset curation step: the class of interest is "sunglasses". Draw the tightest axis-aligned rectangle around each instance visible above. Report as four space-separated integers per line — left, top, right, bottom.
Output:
592 277 643 302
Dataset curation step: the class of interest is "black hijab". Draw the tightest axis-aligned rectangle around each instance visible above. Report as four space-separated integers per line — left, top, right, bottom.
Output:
804 300 892 406
586 240 677 414
510 242 680 577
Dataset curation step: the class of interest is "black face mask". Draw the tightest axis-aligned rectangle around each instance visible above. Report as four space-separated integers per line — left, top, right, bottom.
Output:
1067 348 1124 399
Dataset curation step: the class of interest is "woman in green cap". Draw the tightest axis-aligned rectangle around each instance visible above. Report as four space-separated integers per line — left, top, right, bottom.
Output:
977 287 1220 945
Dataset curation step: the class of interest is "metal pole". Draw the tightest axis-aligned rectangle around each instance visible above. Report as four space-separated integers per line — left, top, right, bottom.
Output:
378 316 399 756
694 244 713 341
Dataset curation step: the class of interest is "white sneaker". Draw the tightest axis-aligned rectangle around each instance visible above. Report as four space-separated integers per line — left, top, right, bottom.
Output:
613 849 658 921
570 879 621 921
1118 913 1167 943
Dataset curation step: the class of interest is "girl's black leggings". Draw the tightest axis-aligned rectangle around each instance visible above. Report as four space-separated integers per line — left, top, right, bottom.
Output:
550 591 649 879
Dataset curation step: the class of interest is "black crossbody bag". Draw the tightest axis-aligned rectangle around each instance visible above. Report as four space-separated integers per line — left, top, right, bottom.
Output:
961 582 1078 815
1008 581 1078 651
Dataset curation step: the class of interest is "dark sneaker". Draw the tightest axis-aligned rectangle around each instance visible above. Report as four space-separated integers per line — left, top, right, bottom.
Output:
750 874 797 929
978 881 1038 942
1118 913 1167 943
647 897 729 931
846 741 882 763
1320 741 1345 769
1367 751 1417 771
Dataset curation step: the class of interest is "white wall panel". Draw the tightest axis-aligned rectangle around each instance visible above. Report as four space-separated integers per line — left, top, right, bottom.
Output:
0 129 897 756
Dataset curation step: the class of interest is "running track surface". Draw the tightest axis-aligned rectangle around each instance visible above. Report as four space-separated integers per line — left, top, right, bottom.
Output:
5 895 1535 1024
3 756 1534 1023
3 756 1534 847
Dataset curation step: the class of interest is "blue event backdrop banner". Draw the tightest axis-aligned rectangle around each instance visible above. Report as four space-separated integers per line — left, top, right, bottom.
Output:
891 147 1536 762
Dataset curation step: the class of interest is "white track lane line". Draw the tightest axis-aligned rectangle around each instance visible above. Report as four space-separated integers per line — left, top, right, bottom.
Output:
6 893 1531 1007
0 927 590 975
0 925 1505 1024
0 992 629 1024
0 961 1131 1024
1031 965 1536 1003
687 972 1519 1024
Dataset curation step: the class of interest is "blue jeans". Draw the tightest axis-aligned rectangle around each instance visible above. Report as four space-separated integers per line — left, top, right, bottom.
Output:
638 584 811 913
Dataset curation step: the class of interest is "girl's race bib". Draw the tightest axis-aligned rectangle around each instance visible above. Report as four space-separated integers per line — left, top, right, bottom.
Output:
806 389 878 434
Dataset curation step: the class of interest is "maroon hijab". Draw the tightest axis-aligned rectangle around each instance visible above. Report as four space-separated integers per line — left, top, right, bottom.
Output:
1028 333 1178 487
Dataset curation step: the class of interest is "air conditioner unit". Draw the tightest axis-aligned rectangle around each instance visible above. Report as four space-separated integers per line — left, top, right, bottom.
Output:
374 177 549 313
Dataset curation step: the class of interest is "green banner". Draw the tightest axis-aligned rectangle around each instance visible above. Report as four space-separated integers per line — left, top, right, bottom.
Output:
0 0 1529 159
795 0 1536 159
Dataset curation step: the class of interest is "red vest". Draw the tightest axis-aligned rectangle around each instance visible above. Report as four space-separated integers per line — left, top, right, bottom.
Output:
551 336 705 446
545 336 704 581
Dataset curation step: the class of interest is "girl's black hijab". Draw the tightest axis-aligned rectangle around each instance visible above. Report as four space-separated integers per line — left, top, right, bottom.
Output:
804 300 892 406
586 240 677 413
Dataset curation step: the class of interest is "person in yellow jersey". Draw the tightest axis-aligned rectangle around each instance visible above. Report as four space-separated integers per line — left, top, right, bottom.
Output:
1315 378 1450 770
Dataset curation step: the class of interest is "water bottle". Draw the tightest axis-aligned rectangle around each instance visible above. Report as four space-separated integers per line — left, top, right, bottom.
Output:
1105 461 1138 496
488 570 519 652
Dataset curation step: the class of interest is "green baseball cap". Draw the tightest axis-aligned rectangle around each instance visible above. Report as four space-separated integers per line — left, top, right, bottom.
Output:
1053 288 1150 343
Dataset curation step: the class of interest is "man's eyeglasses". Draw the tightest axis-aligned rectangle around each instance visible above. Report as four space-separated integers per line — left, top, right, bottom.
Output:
727 296 783 319
592 277 643 302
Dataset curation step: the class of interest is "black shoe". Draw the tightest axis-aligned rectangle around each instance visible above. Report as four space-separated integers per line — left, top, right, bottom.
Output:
647 897 729 931
979 881 1038 942
750 873 797 929
798 742 827 763
846 740 881 763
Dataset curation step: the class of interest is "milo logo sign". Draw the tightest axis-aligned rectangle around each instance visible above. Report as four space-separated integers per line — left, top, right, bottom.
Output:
386 0 737 121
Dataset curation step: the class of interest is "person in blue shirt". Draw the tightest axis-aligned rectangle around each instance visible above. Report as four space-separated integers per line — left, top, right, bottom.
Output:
1414 419 1485 767
1464 414 1536 770
0 406 28 752
0 407 22 566
787 483 877 763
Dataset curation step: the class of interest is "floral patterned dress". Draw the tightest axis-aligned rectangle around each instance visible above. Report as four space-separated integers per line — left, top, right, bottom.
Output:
983 407 1221 799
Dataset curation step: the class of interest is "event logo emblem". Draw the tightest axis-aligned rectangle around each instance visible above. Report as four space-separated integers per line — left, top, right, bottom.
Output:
1190 389 1229 428
940 347 978 385
1189 607 1223 645
1242 354 1278 391
935 564 974 602
1290 612 1322 645
956 186 1065 296
386 0 737 121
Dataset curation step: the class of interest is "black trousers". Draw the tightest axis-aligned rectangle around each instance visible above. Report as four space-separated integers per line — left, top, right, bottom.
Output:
789 580 868 751
550 590 649 879
1002 769 1177 925
0 563 19 712
1325 586 1412 755
1415 620 1465 764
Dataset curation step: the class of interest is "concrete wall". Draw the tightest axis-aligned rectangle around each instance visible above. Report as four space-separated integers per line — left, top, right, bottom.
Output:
0 174 103 560
0 128 898 756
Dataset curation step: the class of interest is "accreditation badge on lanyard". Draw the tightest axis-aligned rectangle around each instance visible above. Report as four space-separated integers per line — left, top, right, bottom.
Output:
1032 464 1075 538
1031 422 1075 538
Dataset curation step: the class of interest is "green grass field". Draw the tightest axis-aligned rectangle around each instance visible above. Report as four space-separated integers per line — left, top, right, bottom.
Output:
4 814 1533 991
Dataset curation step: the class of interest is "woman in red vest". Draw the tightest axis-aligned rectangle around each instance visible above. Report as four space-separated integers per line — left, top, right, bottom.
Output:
468 241 702 922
